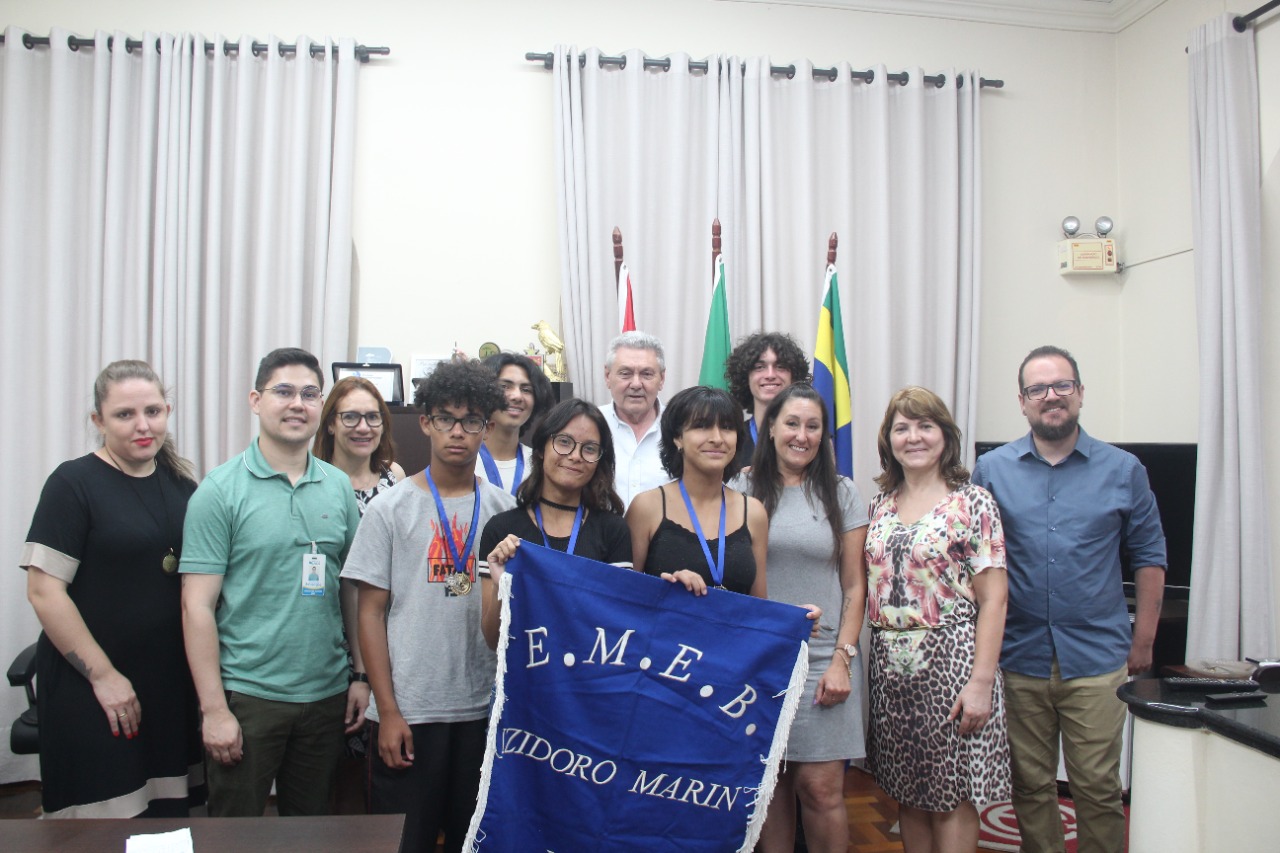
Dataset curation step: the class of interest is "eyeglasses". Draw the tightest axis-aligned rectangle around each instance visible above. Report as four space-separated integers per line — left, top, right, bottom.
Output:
429 413 488 434
1022 380 1079 401
262 384 323 405
338 411 383 428
550 433 603 463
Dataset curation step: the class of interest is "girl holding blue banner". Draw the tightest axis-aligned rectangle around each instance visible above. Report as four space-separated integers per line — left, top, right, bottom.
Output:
479 399 632 649
864 387 1011 853
475 353 553 495
735 383 869 853
628 386 769 598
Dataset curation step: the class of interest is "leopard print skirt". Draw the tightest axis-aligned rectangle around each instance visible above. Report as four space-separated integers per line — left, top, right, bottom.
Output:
866 619 1011 811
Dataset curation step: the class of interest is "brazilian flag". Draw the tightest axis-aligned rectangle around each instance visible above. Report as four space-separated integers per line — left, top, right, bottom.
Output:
812 265 853 477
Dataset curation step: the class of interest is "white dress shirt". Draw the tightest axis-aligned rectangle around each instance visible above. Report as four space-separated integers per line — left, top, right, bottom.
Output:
600 401 670 508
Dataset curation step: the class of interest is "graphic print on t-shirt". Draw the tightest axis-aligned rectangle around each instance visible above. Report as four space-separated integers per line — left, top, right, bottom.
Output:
427 512 476 590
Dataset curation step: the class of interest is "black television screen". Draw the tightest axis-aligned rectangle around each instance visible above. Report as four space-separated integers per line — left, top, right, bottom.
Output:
974 441 1196 600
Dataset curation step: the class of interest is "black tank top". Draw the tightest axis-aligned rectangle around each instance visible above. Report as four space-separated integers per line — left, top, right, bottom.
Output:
643 486 756 594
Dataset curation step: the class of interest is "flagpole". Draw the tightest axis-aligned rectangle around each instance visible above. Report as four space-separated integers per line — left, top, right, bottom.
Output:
613 227 624 295
712 217 721 269
698 219 732 390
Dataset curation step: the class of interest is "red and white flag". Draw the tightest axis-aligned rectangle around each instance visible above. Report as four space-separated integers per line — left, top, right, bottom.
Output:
618 262 636 333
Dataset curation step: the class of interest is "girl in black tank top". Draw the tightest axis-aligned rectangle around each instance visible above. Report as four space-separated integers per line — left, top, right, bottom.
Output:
626 387 769 599
642 485 756 593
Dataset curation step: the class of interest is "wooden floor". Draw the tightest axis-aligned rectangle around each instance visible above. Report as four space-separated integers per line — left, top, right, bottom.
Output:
1 767 912 851
845 766 908 853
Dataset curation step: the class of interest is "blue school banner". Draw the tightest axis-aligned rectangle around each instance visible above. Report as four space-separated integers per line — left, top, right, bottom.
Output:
466 542 812 852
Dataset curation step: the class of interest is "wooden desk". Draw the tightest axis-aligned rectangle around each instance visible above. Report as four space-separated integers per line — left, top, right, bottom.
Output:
0 813 404 853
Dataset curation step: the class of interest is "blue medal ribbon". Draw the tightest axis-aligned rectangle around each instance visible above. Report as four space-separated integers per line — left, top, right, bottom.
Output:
534 503 584 556
425 468 481 581
478 444 524 495
749 419 758 448
678 480 727 588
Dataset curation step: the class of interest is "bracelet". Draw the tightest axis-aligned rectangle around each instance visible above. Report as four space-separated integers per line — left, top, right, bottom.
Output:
349 672 369 684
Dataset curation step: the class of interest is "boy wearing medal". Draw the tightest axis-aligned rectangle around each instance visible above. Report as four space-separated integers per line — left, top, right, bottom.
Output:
341 360 515 853
180 348 366 817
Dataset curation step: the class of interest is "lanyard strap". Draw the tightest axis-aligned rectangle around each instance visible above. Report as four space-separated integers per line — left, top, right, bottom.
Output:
478 444 524 495
425 469 481 575
678 480 726 587
534 503 584 556
749 419 758 448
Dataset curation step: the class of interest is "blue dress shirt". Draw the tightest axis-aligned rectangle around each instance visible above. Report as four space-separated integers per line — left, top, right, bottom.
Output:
972 428 1166 680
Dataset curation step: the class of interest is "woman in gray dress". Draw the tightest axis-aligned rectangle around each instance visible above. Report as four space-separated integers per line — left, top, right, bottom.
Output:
736 383 868 853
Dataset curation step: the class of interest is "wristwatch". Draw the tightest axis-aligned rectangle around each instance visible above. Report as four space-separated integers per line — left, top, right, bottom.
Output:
836 644 859 675
349 671 369 685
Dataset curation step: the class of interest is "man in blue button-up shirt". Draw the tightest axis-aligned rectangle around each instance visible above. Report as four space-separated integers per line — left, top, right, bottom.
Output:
972 345 1165 853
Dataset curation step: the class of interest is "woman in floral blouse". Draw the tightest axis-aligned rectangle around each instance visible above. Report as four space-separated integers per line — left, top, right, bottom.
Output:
864 386 1011 853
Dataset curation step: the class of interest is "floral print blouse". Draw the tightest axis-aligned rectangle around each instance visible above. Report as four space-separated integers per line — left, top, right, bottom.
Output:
865 482 1006 632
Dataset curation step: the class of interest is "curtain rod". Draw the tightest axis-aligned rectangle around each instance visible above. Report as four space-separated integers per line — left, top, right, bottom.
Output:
1235 0 1280 31
0 32 390 62
525 51 1003 89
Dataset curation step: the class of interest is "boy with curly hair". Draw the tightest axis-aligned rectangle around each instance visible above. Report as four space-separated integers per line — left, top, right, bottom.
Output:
341 360 515 853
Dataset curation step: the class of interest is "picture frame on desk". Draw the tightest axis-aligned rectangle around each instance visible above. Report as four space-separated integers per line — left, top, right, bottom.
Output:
332 362 404 405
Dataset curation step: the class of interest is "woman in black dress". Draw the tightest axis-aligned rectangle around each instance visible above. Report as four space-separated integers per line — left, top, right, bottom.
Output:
626 387 769 598
480 399 632 649
21 360 204 818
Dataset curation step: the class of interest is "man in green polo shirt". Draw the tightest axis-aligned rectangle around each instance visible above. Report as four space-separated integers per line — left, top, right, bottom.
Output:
180 348 367 816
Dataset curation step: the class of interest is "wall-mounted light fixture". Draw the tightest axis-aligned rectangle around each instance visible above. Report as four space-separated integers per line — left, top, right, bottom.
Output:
1058 215 1118 275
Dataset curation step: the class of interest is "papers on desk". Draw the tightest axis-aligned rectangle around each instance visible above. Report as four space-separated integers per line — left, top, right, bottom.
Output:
126 828 194 853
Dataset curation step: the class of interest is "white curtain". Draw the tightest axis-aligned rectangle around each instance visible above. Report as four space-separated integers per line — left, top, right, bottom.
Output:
0 27 360 783
553 46 984 497
1186 15 1274 661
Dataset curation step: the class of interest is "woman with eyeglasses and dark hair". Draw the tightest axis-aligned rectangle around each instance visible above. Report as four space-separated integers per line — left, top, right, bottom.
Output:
476 353 554 496
314 376 406 513
312 376 406 810
479 399 631 649
626 386 768 598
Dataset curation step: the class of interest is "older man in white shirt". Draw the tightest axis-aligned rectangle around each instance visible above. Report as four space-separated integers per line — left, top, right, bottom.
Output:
599 332 671 507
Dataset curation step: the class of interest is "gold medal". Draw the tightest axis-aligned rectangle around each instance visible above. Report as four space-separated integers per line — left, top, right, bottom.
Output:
447 573 473 596
162 550 178 574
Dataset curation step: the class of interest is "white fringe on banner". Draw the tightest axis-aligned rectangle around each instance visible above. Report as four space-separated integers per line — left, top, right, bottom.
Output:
464 571 515 851
738 639 810 852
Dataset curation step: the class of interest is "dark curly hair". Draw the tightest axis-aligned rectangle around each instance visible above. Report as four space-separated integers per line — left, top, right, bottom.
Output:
724 332 811 411
516 399 624 515
313 376 398 474
483 352 555 440
873 386 970 494
659 386 746 482
414 360 504 420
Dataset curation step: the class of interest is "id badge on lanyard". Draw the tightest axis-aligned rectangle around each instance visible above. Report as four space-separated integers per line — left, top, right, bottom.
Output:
302 542 326 596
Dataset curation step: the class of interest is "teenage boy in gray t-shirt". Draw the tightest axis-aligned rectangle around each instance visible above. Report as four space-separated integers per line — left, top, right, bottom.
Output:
341 361 515 853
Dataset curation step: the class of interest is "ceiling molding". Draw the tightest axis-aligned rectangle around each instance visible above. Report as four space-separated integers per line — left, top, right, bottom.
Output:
721 0 1170 34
